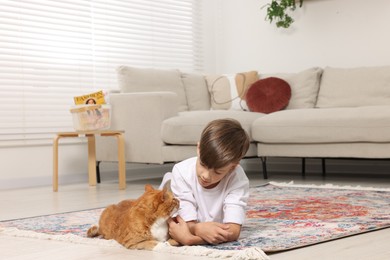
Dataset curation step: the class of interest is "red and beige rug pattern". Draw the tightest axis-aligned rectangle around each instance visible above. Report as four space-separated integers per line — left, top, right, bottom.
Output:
1 182 389 260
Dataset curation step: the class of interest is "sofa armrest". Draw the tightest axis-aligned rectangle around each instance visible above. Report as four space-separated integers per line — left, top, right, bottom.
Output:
96 92 179 164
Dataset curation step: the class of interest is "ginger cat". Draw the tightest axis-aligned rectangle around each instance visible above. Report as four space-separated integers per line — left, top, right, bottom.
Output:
87 184 179 250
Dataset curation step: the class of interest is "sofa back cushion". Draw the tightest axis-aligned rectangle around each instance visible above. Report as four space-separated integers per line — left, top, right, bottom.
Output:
181 73 211 111
117 66 188 111
261 67 323 109
316 66 390 108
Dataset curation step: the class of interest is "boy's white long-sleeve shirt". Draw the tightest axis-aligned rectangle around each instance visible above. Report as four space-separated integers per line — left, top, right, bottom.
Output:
161 157 249 224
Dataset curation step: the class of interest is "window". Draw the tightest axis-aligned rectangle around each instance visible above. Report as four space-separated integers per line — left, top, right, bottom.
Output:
0 0 203 145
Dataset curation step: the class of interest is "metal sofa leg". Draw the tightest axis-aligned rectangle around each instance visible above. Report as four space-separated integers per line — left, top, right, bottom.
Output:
260 157 268 179
322 158 326 177
302 158 306 177
96 161 101 183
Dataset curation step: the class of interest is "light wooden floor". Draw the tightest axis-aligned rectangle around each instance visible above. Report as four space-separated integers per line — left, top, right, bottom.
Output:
1 167 389 260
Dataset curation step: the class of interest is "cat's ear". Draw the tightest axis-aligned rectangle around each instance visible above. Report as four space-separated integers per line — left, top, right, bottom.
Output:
145 184 155 192
162 179 172 193
161 180 173 201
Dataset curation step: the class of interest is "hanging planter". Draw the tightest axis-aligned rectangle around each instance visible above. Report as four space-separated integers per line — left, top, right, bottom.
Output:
264 0 304 28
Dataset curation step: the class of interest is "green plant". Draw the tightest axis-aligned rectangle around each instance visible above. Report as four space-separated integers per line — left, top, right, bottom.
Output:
264 0 304 28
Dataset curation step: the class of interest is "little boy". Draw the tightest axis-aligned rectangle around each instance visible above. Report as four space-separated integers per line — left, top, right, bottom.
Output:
159 118 250 245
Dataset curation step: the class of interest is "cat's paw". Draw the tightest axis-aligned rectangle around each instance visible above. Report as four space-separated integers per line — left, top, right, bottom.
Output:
167 238 180 246
127 240 158 250
86 225 99 237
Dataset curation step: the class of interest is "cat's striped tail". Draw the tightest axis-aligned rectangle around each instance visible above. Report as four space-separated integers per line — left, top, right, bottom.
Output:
86 225 100 238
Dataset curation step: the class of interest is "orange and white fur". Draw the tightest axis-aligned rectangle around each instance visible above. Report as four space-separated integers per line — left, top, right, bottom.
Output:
87 184 179 250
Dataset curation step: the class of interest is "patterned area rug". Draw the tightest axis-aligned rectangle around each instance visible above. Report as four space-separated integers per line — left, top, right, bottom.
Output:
1 182 389 260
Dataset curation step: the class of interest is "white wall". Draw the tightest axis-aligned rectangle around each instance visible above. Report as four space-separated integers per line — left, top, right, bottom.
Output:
0 142 89 190
0 141 172 190
211 0 390 73
2 0 390 190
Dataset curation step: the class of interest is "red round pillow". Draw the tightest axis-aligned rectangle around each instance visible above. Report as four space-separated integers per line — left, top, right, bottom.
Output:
246 77 291 114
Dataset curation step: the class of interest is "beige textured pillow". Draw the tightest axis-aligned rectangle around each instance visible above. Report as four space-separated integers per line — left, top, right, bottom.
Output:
181 73 210 111
262 67 323 109
117 66 188 111
205 75 230 110
316 66 390 108
205 71 259 111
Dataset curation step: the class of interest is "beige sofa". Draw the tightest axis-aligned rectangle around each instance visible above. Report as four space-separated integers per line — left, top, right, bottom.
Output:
96 65 390 179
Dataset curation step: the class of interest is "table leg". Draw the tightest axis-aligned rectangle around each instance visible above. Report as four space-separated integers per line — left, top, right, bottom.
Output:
87 134 97 186
116 133 126 190
53 135 60 192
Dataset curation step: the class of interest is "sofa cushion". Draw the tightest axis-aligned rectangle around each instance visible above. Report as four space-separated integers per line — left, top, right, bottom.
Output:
251 105 390 143
161 110 265 145
261 67 323 109
205 71 259 111
315 66 390 108
117 66 188 111
181 72 211 111
246 77 291 114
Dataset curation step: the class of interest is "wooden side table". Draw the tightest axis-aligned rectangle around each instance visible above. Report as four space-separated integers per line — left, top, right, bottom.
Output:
53 130 126 192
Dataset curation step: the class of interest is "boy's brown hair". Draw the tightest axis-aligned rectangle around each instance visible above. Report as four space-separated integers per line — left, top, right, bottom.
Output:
198 118 250 169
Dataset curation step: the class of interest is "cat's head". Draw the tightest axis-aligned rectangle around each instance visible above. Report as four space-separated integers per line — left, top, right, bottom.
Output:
140 184 179 218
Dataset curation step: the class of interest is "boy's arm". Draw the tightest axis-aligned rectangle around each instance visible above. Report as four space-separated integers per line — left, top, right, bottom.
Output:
222 167 249 233
167 217 207 245
168 217 241 245
189 221 241 244
223 223 241 241
170 165 199 221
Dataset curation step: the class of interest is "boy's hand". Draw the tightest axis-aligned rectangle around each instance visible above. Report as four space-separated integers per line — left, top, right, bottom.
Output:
193 222 233 245
167 216 241 245
167 216 199 245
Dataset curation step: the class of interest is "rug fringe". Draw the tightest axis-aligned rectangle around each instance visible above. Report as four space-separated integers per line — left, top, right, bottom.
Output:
0 227 122 248
154 242 269 260
269 181 390 191
0 227 270 259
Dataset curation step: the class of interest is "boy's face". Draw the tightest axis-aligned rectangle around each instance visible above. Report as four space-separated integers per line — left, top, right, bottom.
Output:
196 145 237 189
196 159 237 189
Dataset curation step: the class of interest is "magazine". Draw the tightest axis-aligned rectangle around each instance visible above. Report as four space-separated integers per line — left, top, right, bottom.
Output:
73 90 106 105
71 90 110 131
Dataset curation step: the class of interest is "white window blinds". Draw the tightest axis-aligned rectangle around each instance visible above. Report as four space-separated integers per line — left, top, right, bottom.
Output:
0 0 203 145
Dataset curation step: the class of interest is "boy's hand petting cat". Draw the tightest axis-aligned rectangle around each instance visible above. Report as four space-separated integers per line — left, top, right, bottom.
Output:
193 221 233 245
167 216 198 245
167 216 237 246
